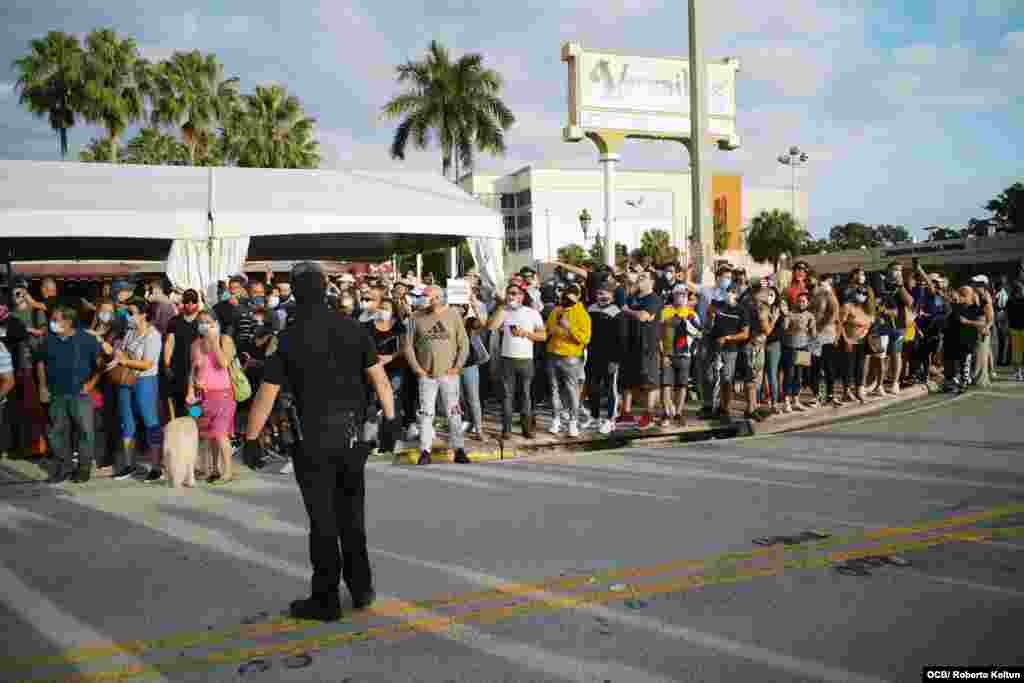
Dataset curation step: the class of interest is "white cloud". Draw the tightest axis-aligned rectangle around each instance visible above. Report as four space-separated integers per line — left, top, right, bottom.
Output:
138 45 177 62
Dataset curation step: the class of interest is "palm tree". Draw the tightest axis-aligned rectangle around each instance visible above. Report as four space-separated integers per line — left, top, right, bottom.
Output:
79 136 121 163
11 31 85 159
121 127 188 165
150 50 240 165
80 29 147 162
745 209 804 273
382 40 515 181
228 84 320 168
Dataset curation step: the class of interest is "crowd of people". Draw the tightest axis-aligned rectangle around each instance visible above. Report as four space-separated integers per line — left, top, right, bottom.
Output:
1 257 1023 479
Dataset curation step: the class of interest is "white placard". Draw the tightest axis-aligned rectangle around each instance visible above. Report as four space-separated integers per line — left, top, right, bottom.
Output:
446 279 470 305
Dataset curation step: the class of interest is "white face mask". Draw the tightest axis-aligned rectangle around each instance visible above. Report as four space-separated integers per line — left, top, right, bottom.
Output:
98 311 113 323
376 310 393 322
267 296 280 309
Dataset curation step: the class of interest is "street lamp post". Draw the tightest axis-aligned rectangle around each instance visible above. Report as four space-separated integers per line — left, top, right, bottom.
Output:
777 146 809 225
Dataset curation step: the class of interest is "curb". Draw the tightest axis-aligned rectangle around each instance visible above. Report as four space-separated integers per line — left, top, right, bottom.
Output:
386 383 940 465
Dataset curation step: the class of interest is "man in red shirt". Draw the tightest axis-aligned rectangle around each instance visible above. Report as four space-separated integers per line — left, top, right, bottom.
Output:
785 261 810 307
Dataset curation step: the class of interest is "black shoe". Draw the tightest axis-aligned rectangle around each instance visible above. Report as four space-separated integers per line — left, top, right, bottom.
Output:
418 451 432 466
289 595 342 622
113 465 137 481
73 465 92 483
454 449 471 464
351 588 376 610
144 468 164 483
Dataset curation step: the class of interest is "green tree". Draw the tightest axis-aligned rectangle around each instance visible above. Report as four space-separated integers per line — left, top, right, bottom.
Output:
926 226 965 241
382 40 515 181
79 136 122 163
227 84 320 168
803 237 834 254
557 243 591 267
121 127 188 165
638 229 673 263
588 236 607 266
151 50 240 165
984 182 1023 233
745 209 804 273
828 222 879 250
713 214 729 253
11 31 85 159
79 29 148 162
874 224 910 245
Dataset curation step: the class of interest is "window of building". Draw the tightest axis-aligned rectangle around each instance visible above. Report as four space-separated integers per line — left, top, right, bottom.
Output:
500 193 516 210
504 215 517 252
516 189 531 209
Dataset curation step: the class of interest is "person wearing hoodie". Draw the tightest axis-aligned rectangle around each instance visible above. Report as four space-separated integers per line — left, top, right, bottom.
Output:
544 284 592 437
585 282 628 435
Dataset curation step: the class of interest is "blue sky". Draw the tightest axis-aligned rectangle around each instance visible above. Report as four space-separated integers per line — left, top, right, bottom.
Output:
1 0 1021 240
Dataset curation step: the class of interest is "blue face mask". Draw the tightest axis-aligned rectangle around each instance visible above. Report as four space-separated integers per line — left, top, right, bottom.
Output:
221 291 231 302
252 297 265 307
718 277 732 290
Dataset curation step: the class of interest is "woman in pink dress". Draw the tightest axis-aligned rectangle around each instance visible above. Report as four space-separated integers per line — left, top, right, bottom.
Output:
187 311 237 484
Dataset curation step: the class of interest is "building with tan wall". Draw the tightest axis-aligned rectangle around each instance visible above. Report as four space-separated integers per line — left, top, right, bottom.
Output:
460 165 808 279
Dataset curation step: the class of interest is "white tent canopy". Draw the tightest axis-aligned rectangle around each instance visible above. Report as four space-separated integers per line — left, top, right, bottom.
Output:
0 160 503 297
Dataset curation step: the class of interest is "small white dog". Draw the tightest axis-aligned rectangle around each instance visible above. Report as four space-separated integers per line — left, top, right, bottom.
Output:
163 417 199 489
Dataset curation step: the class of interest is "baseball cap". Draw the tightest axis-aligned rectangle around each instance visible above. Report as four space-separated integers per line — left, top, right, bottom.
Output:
971 274 989 285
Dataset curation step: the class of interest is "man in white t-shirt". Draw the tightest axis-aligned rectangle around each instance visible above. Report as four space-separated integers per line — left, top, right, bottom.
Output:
487 283 547 438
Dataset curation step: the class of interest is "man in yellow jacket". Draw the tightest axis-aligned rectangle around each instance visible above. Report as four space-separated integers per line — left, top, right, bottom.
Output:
545 284 592 437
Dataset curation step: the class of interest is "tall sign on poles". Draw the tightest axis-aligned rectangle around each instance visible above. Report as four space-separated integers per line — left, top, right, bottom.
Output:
562 18 740 279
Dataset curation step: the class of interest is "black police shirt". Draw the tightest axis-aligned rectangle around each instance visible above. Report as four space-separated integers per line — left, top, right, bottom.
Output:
262 305 379 447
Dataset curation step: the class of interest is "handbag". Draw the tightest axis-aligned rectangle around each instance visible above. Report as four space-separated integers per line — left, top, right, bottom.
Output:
866 333 884 355
228 354 252 403
794 350 812 367
107 364 138 387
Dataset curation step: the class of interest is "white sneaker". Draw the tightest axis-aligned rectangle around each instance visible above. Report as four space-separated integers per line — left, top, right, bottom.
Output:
888 384 900 395
578 414 595 430
549 418 563 435
598 419 615 435
462 421 471 433
792 401 806 412
568 421 580 438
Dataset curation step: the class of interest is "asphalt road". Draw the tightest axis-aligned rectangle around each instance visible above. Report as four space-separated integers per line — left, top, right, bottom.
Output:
1 382 1023 683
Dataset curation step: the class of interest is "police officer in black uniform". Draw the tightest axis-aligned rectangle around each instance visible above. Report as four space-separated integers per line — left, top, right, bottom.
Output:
243 262 398 621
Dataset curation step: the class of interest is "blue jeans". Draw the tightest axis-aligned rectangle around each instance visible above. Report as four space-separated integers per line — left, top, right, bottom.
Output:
760 341 782 404
119 375 162 449
782 346 809 398
460 365 483 430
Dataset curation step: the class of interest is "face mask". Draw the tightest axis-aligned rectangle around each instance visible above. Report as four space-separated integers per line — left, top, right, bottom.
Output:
197 323 211 336
507 299 522 310
126 317 139 329
565 273 576 282
673 294 687 305
718 277 732 290
49 320 64 334
855 292 868 304
252 297 265 307
376 310 393 322
98 311 113 323
597 296 612 306
266 296 279 309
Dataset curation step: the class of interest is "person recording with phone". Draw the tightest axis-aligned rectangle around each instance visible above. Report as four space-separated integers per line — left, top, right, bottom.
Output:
487 283 546 439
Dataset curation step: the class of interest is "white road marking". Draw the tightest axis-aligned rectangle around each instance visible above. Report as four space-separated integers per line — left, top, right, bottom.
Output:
0 502 74 532
436 464 685 501
0 562 172 682
906 570 1024 599
376 465 506 491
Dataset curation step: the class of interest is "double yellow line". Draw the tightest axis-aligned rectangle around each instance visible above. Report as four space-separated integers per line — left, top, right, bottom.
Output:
6 503 1024 683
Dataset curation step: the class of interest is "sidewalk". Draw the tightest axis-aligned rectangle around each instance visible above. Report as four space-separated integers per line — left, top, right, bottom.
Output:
0 381 939 480
390 381 935 463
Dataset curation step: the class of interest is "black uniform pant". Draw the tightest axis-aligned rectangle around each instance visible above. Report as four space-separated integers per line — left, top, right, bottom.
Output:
292 443 372 600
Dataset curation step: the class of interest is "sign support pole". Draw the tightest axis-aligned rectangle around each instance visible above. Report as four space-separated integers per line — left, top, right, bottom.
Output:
688 0 714 285
586 132 625 269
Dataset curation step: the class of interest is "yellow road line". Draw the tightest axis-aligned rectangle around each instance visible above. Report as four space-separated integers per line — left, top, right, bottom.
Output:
5 502 1022 674
13 525 1024 683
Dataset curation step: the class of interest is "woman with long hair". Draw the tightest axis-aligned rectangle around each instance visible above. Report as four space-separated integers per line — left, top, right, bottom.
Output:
187 310 238 484
761 286 786 414
84 298 119 467
838 268 876 403
811 276 843 406
8 281 50 457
